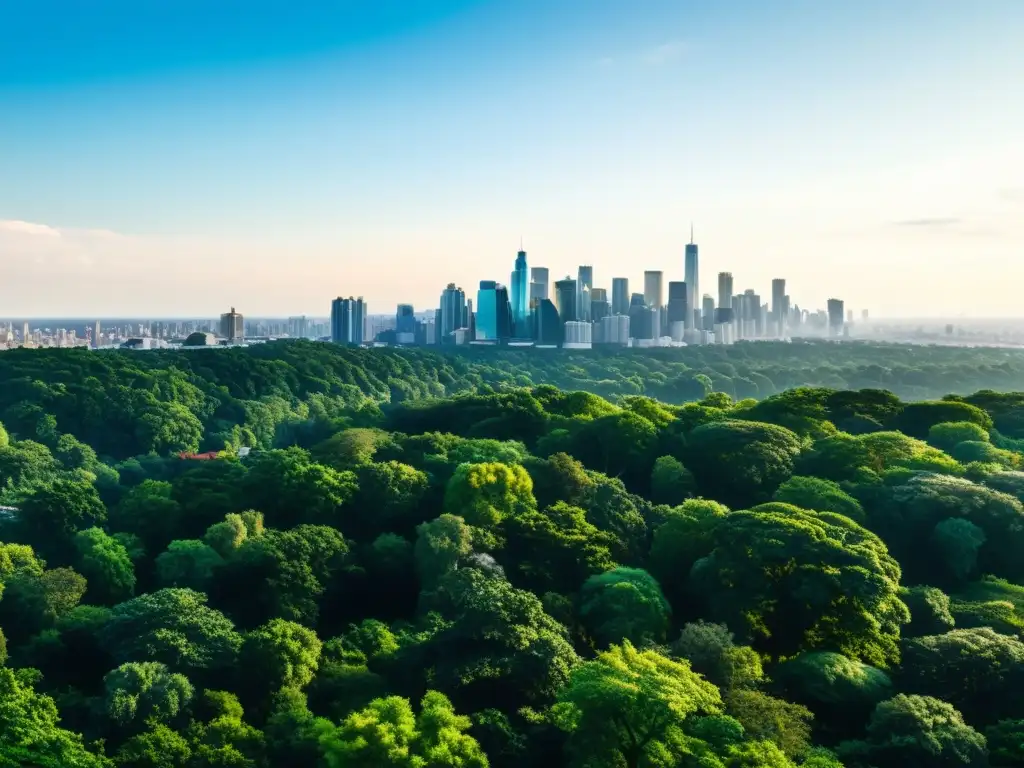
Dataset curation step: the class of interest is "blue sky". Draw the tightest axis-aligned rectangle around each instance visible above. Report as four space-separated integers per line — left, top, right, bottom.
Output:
1 0 1022 317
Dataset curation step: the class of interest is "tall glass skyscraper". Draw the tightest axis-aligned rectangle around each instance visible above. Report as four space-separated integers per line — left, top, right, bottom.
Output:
438 283 466 342
331 297 364 344
577 265 593 321
554 277 578 324
685 226 699 329
611 277 630 315
510 250 529 336
476 281 512 341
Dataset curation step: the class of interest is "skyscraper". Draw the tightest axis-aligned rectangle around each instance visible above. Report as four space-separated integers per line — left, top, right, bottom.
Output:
396 304 416 335
530 267 549 300
685 225 699 329
510 250 529 336
577 266 593 322
717 272 733 310
534 299 562 346
439 283 466 341
93 320 101 349
667 282 688 323
554 277 578 323
476 281 500 341
220 307 244 343
827 298 845 336
331 297 365 344
644 271 664 312
702 295 715 332
771 279 787 337
611 278 630 315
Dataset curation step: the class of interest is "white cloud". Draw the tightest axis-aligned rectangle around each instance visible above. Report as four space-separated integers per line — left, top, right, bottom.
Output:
0 219 61 237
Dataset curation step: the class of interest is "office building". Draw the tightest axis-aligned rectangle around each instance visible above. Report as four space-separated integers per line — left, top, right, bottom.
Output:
93 320 101 349
510 250 530 336
827 299 845 336
846 309 854 325
577 266 594 321
330 297 365 345
771 278 786 336
396 304 416 342
591 297 610 324
554 276 578 323
439 283 466 341
530 267 549 300
563 321 592 349
529 281 547 302
590 287 607 303
702 295 715 332
220 307 244 343
534 298 563 347
477 283 513 341
287 316 309 338
629 301 656 340
685 226 699 329
862 309 869 321
717 272 733 311
611 277 630 315
644 271 664 311
599 314 630 346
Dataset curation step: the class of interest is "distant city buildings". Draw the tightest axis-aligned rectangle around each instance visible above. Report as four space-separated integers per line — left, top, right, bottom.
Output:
331 297 365 345
220 307 244 343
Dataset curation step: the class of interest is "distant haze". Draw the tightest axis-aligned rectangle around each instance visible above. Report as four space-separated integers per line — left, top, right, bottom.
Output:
1 0 1022 317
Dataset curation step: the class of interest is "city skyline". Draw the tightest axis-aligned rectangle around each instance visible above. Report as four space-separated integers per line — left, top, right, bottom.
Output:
1 1 1023 317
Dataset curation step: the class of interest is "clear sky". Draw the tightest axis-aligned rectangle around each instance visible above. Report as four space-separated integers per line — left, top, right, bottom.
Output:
1 0 1022 318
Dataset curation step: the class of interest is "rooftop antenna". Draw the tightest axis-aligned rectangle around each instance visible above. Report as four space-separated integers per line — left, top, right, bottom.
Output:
690 222 694 244
520 235 524 252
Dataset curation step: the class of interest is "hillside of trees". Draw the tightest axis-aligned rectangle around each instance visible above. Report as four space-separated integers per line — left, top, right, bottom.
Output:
4 342 1024 766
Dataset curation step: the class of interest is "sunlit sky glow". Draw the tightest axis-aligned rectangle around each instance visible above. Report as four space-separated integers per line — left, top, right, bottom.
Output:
2 0 1022 317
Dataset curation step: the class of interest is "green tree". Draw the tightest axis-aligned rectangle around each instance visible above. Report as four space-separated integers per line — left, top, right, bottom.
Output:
650 456 696 506
900 627 1024 725
18 479 107 562
103 661 194 730
690 507 909 666
928 422 991 453
113 723 192 768
101 588 242 675
353 460 430 535
443 462 536 530
837 694 987 768
241 447 357 529
413 514 473 588
552 641 722 768
320 690 488 768
670 621 763 692
155 539 224 591
0 666 109 768
683 421 803 507
502 501 615 594
74 527 136 604
238 618 322 706
985 719 1024 767
895 401 993 439
109 480 183 555
579 567 671 648
412 568 579 711
773 475 865 522
901 585 956 637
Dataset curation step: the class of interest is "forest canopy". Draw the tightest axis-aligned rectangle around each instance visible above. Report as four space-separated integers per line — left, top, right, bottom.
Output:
3 340 1024 767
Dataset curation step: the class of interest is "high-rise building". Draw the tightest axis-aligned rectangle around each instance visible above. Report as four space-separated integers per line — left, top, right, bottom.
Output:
644 271 664 311
771 279 787 336
331 297 365 345
862 309 869 321
439 283 466 341
474 282 512 342
287 316 309 338
555 277 578 323
220 307 244 343
846 309 854 325
685 226 699 329
599 314 630 345
93 320 101 349
577 266 593 322
563 321 592 349
611 278 630 315
529 281 547 302
591 297 611 324
510 251 530 336
717 272 733 310
533 299 562 346
667 282 688 324
827 299 845 336
396 304 416 337
702 295 715 332
530 267 549 300
591 288 607 303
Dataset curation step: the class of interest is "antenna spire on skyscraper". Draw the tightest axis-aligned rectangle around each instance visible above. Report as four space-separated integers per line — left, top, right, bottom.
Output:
690 223 694 244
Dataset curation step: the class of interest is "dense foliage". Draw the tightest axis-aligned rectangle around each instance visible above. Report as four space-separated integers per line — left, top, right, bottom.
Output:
4 340 1024 766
